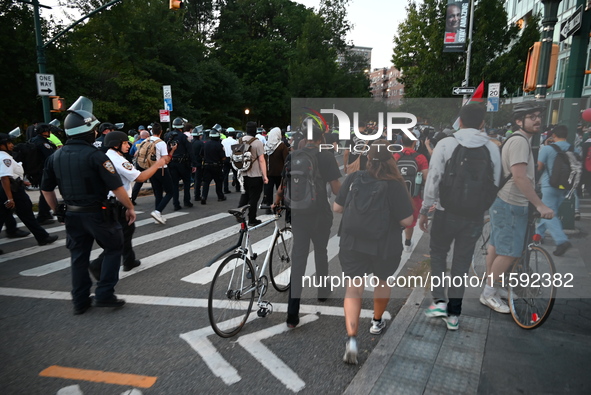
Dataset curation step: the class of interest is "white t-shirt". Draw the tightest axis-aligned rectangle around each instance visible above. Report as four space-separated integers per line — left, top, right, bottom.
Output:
0 151 24 180
222 136 237 157
150 136 168 168
106 149 141 198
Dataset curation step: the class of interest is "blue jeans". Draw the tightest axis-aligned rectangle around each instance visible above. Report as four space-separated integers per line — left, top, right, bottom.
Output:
536 186 568 245
429 210 482 316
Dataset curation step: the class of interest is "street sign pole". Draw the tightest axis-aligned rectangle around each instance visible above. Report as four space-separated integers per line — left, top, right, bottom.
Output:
31 0 51 123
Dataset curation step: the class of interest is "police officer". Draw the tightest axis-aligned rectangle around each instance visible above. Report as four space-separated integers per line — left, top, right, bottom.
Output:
93 122 114 150
31 123 58 224
201 129 226 204
168 117 194 210
89 131 171 277
41 102 136 315
191 126 205 202
0 132 58 246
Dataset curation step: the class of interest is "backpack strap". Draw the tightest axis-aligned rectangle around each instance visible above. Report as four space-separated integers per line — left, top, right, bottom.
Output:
498 133 529 190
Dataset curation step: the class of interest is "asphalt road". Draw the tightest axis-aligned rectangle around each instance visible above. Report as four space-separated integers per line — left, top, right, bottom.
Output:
0 185 421 395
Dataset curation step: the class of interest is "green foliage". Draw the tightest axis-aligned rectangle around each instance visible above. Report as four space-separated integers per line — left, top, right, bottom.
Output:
393 0 540 99
4 0 368 131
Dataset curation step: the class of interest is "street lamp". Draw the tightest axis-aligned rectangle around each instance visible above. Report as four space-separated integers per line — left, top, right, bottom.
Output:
244 108 250 129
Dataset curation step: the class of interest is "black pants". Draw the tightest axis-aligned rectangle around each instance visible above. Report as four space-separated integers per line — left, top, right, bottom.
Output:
202 164 224 201
0 185 50 242
288 212 332 316
151 168 174 213
169 161 192 208
263 175 282 206
37 191 52 219
193 166 203 200
90 210 136 269
429 209 483 316
238 176 264 222
223 158 232 192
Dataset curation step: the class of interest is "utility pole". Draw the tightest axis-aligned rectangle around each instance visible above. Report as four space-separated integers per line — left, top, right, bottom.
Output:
462 0 476 103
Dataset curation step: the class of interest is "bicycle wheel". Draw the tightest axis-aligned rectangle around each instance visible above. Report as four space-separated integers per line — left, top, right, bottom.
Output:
208 253 256 337
269 226 293 292
508 246 556 329
471 217 490 279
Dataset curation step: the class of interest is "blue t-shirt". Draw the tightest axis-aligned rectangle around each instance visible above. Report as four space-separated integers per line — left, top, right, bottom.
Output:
538 140 570 187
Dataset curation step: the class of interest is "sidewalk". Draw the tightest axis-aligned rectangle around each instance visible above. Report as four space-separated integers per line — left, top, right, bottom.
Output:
346 201 591 394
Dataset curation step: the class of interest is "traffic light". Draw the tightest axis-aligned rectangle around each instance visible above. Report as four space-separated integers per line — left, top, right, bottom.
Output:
50 96 66 112
169 0 183 10
523 42 559 93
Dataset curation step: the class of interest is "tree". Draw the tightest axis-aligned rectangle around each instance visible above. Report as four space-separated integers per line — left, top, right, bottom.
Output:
392 0 540 98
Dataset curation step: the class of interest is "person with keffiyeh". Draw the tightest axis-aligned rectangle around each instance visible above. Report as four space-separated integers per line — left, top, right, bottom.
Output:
263 127 289 210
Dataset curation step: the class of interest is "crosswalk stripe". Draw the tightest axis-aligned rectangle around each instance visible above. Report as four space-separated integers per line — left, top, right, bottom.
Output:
0 212 189 263
19 212 229 277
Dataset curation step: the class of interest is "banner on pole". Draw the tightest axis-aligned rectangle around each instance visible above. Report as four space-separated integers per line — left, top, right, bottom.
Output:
443 0 470 53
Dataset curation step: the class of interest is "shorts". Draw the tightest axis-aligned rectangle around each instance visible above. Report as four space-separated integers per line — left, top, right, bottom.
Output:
339 249 401 281
489 197 528 257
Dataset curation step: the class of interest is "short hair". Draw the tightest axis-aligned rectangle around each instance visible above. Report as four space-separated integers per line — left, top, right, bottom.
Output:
459 103 486 129
152 122 162 136
246 121 257 136
552 125 568 139
401 133 415 147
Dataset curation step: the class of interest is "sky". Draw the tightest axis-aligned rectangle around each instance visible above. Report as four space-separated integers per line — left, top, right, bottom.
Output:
39 0 408 70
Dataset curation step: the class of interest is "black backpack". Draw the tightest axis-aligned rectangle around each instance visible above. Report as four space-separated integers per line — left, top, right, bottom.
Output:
12 142 45 186
439 141 497 218
548 144 581 190
341 171 390 239
283 148 320 211
397 152 421 197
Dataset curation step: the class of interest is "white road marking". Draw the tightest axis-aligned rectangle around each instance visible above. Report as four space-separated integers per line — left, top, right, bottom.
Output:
57 385 83 395
0 212 188 261
237 314 319 393
18 212 227 277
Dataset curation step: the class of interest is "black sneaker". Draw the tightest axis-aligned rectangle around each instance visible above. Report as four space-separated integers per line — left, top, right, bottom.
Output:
286 314 299 328
224 190 232 194
184 202 194 208
6 229 30 238
553 241 572 257
37 217 55 225
173 205 182 211
123 260 141 272
38 235 58 246
73 297 93 315
93 298 126 308
218 196 227 202
249 219 262 227
201 199 207 205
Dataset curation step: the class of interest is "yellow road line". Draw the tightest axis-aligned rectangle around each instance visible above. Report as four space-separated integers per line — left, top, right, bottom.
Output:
39 365 157 388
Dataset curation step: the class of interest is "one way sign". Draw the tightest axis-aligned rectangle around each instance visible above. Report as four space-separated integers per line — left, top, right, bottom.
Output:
36 73 56 96
452 87 475 95
560 5 583 42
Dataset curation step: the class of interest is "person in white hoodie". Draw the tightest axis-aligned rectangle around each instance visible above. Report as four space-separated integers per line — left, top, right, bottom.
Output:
418 103 501 331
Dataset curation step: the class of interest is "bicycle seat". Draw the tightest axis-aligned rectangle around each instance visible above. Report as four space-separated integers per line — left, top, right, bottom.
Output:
228 205 250 222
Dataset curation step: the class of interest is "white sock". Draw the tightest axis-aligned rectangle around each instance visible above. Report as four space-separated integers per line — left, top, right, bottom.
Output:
483 284 496 297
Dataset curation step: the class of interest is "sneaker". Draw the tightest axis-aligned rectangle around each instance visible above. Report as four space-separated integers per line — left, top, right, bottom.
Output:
553 241 572 257
248 219 262 227
173 205 182 211
151 210 166 224
369 318 386 334
480 293 510 314
6 229 30 238
343 337 358 365
38 235 58 246
496 286 509 300
425 301 447 318
443 315 459 331
404 239 412 253
184 202 194 208
37 217 55 225
123 260 141 272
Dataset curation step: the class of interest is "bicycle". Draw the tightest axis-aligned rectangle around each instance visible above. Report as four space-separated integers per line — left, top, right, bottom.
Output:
507 207 556 329
207 204 293 338
471 215 491 279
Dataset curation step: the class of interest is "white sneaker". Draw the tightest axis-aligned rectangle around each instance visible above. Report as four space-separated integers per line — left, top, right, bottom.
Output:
343 337 358 365
404 241 413 253
425 301 447 318
480 292 510 314
496 286 509 300
151 210 166 224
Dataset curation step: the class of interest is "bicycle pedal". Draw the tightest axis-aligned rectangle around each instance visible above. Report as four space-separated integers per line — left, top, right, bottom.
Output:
252 253 258 261
257 302 273 317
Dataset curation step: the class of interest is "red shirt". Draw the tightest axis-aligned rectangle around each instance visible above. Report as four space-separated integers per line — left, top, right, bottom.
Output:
394 148 429 171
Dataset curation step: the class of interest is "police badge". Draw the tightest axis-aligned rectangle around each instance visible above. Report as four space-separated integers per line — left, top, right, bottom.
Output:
3 159 11 167
103 160 116 174
122 162 134 170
